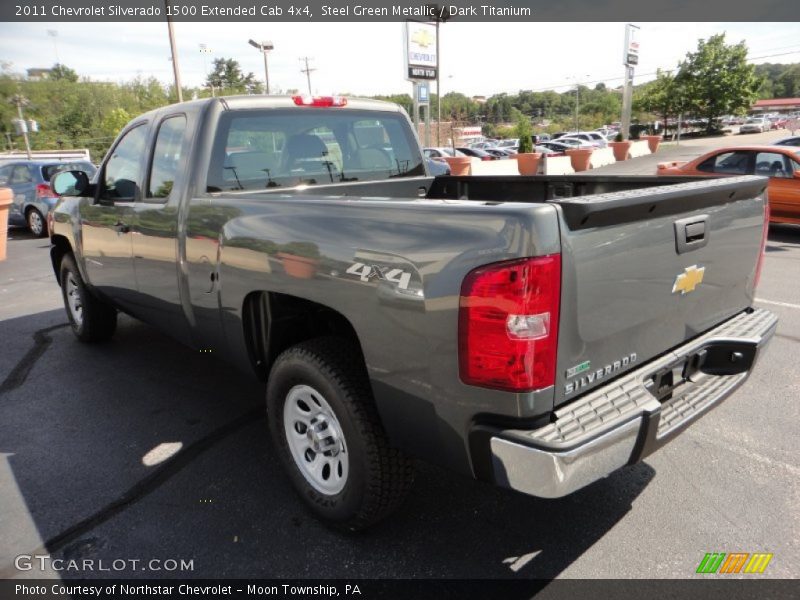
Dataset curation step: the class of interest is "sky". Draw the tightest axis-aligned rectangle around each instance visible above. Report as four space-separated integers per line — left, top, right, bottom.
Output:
0 21 799 97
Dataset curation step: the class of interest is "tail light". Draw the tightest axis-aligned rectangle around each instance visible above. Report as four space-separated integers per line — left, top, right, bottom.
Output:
459 255 561 392
292 95 347 107
481 156 493 161
36 183 54 199
754 199 770 289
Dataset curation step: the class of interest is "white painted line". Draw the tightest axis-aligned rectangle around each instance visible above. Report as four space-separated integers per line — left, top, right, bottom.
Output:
755 298 800 310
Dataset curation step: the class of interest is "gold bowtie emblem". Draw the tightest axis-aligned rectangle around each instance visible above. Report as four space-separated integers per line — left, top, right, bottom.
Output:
672 265 705 295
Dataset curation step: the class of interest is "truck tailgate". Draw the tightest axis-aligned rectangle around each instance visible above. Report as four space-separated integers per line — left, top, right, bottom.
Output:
551 175 768 406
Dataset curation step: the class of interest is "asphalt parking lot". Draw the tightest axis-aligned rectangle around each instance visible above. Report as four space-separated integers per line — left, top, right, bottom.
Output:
0 145 798 582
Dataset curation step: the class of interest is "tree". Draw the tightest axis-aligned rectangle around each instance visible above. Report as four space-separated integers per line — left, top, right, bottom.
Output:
675 34 760 131
206 58 262 95
515 112 533 153
50 63 79 82
634 69 682 128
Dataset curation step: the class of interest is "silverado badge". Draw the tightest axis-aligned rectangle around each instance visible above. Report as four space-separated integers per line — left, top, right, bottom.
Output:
672 265 705 295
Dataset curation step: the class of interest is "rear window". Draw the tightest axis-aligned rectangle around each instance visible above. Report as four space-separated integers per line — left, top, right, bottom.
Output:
41 161 96 182
207 108 424 192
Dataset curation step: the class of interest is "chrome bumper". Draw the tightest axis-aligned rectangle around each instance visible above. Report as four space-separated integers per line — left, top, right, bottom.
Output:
488 308 777 499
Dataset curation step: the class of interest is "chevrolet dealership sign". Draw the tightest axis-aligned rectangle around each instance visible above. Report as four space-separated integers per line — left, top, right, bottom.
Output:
404 21 437 81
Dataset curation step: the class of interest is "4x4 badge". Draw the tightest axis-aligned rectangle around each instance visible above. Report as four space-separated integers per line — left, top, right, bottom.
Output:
672 265 705 295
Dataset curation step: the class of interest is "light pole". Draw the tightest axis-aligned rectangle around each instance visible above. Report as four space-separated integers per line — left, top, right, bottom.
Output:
568 74 589 131
248 39 274 95
299 57 315 95
165 0 183 103
199 43 215 97
427 5 451 146
11 95 32 159
46 29 60 64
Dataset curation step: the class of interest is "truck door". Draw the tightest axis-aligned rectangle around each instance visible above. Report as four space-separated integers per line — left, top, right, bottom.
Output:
130 113 192 343
80 123 147 307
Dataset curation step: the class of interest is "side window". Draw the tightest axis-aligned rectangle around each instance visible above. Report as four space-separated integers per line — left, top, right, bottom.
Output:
754 152 791 179
148 115 187 199
0 164 12 184
697 151 751 175
103 125 148 201
10 165 33 184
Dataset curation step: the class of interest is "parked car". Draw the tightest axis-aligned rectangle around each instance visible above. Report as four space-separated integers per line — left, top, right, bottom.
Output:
495 138 519 148
470 141 498 150
739 118 770 134
657 145 800 224
552 137 597 149
0 159 96 236
538 141 573 154
456 147 497 161
423 147 466 161
561 132 608 147
774 136 800 147
425 158 450 175
482 147 514 159
48 94 776 532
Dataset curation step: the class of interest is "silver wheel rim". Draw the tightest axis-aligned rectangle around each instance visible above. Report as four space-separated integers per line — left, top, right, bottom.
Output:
283 384 349 495
29 211 43 236
65 273 83 327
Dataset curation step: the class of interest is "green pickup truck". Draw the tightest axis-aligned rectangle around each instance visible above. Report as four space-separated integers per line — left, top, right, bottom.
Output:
48 95 776 530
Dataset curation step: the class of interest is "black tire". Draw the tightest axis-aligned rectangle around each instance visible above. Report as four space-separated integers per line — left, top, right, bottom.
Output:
59 253 117 342
267 337 414 531
27 208 47 237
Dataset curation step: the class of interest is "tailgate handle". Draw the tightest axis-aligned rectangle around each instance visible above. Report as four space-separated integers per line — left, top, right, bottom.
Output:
674 214 709 254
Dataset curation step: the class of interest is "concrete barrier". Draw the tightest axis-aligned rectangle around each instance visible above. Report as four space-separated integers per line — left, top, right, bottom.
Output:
629 140 651 158
589 147 616 169
469 158 521 175
542 155 575 175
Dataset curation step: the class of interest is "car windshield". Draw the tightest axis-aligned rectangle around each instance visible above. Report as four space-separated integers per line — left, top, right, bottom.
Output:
41 161 96 181
745 119 762 124
207 108 425 192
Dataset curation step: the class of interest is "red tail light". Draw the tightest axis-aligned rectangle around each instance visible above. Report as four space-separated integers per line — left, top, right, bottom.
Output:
754 199 770 289
36 183 53 199
292 95 347 107
481 156 493 161
459 255 561 392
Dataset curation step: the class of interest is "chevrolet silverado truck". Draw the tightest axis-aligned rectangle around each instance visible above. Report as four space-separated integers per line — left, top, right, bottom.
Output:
48 95 777 531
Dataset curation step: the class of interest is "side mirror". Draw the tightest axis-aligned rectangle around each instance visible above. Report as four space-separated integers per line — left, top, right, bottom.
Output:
51 170 90 197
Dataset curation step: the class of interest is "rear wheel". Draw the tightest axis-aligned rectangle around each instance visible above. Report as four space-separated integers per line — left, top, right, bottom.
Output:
59 253 117 342
267 337 414 531
27 208 47 237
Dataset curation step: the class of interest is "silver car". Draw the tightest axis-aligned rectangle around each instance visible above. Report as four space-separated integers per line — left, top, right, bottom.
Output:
0 160 96 236
739 118 769 134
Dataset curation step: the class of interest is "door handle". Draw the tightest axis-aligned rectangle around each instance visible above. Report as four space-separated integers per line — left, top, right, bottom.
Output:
114 221 130 234
674 214 709 254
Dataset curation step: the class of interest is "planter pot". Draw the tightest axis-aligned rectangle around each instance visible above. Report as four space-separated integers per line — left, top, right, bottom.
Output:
609 141 633 161
442 156 472 176
0 187 12 262
516 152 542 176
641 135 662 153
277 252 319 279
565 148 594 172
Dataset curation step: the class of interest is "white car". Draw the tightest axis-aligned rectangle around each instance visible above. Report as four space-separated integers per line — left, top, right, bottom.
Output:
563 131 608 147
554 137 597 149
740 118 769 134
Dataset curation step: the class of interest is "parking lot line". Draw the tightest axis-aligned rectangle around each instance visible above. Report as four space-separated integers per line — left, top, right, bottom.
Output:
755 298 800 310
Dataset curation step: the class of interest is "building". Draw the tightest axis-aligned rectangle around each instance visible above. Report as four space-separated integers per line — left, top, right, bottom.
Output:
26 68 52 80
751 98 800 115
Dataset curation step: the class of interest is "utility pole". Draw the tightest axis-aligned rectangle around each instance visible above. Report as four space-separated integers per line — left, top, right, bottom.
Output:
165 0 183 103
249 39 274 95
620 23 640 140
47 29 60 64
299 57 315 94
11 94 32 160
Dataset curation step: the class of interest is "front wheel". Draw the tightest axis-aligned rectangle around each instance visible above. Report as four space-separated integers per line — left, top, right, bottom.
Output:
59 253 117 342
267 338 414 531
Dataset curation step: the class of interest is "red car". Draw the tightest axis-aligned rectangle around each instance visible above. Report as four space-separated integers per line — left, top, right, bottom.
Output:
658 145 800 225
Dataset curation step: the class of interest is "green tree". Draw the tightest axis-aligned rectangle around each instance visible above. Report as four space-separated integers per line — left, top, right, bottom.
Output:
516 112 533 153
634 69 683 127
206 58 262 95
675 34 760 132
49 63 79 82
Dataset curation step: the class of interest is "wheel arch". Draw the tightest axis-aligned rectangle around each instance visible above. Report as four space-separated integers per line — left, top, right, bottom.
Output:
50 234 74 285
241 291 365 382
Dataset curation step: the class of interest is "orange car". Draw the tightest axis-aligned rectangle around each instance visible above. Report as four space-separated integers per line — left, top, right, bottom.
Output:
657 145 800 224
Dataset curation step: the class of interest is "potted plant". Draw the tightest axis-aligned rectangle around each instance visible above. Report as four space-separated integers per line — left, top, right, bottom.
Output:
0 187 12 262
277 241 321 279
442 154 472 176
565 146 594 172
641 131 662 153
609 132 633 161
514 114 542 176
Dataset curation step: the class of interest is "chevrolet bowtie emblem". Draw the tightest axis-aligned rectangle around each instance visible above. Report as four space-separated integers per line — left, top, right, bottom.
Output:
672 265 705 295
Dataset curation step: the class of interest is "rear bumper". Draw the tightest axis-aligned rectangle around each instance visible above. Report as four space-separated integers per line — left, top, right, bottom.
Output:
483 307 777 498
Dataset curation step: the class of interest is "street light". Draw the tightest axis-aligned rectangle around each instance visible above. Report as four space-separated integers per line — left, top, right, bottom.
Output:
568 74 590 131
248 39 274 95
